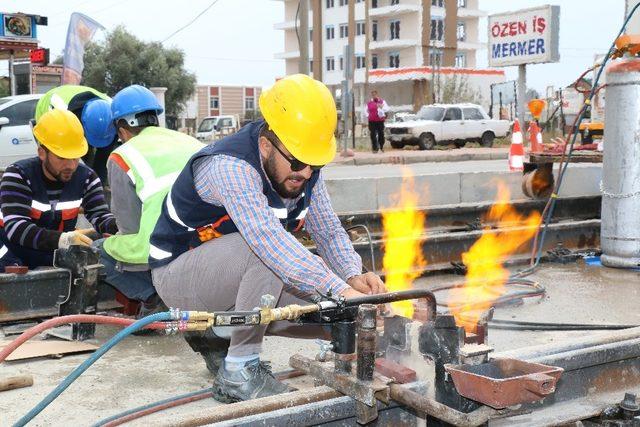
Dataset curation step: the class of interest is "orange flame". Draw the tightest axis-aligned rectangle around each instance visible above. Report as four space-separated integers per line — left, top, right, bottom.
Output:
381 170 426 318
449 182 542 332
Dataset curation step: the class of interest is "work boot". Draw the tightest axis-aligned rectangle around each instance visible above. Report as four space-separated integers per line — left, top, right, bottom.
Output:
184 329 230 374
137 293 168 318
132 294 168 335
212 359 295 403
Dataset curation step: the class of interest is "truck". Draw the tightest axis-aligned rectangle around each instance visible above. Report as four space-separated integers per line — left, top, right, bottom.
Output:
195 115 240 143
385 103 511 150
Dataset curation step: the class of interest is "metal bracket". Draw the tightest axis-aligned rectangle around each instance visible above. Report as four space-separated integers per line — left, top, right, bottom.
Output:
289 354 391 407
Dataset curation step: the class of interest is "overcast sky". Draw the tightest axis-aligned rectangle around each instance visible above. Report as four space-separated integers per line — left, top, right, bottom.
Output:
0 1 627 93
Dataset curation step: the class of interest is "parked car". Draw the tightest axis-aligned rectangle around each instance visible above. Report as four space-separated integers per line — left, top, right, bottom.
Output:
0 94 42 168
385 103 511 150
196 114 240 143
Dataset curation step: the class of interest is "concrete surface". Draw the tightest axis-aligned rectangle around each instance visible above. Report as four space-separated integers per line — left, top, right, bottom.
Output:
324 160 603 213
329 147 510 166
1 262 638 426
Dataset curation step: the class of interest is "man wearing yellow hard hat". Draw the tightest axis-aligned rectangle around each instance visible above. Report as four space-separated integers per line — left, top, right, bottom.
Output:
148 74 385 402
0 109 118 271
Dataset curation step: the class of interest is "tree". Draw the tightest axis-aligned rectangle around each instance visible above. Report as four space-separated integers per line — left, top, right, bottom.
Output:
440 74 483 105
81 26 196 117
525 88 541 102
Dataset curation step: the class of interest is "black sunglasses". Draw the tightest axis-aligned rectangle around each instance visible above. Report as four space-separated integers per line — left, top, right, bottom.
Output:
268 138 323 172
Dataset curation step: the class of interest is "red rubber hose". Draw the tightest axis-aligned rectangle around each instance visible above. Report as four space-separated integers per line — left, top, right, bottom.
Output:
0 315 167 363
102 391 213 427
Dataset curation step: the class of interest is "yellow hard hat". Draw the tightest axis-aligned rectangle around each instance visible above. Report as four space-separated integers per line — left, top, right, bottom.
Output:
259 74 337 166
33 109 88 159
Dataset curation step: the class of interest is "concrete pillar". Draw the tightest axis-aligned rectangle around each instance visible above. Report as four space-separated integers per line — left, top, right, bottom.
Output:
443 0 458 67
149 87 167 127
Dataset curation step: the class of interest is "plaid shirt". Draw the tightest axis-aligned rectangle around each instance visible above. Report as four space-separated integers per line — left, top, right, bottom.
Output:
193 155 361 300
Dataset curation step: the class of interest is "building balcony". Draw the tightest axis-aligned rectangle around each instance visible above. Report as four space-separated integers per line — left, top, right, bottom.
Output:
370 38 418 51
369 4 420 18
274 50 300 60
457 40 486 51
458 7 487 18
274 20 297 30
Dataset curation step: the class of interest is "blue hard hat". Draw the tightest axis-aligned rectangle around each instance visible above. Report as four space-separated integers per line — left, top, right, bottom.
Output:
111 85 164 122
81 98 117 148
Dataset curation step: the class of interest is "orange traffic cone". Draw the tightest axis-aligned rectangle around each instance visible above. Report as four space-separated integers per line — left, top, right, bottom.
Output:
528 120 543 153
509 119 525 171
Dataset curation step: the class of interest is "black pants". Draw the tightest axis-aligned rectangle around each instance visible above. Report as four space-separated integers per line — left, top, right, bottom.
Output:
368 121 385 151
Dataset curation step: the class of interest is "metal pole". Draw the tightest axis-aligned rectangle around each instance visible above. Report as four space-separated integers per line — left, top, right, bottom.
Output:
355 304 378 424
299 0 310 75
499 92 503 119
9 50 16 96
489 83 494 118
340 44 354 157
517 65 526 125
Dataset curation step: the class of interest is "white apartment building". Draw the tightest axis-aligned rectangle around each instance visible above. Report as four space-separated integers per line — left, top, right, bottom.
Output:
274 0 505 114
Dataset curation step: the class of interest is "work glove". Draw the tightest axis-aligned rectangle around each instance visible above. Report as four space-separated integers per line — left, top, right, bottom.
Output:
58 229 94 249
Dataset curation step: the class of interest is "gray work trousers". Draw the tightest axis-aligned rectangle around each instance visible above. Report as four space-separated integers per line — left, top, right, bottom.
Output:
152 233 328 357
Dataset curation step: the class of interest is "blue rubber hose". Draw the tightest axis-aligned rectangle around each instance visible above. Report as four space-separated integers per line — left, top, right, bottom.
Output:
13 312 173 427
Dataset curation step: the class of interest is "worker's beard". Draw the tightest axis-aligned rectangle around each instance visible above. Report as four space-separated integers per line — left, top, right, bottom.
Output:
43 156 74 183
264 152 307 199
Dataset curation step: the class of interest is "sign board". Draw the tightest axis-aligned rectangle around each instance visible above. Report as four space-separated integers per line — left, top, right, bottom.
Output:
0 13 37 39
488 5 560 67
30 47 48 64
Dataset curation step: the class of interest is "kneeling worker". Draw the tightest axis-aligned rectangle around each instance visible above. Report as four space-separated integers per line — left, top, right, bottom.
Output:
0 110 117 271
98 85 203 315
148 74 386 402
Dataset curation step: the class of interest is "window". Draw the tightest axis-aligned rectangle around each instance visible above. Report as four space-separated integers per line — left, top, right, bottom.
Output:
326 56 335 71
309 29 313 40
0 99 37 126
371 54 379 69
339 0 347 6
455 53 466 68
209 96 220 109
372 20 378 41
389 52 400 68
463 108 484 120
309 60 313 71
391 0 399 4
326 0 334 8
339 23 348 38
371 0 378 7
444 108 462 121
356 55 366 69
356 21 366 36
390 20 400 39
457 22 466 41
429 50 443 65
245 96 255 111
418 106 445 120
431 0 444 6
431 18 444 41
339 56 344 71
326 25 335 40
457 0 467 7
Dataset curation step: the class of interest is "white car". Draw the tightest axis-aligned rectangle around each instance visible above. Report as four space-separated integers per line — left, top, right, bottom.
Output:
386 103 511 150
0 94 42 168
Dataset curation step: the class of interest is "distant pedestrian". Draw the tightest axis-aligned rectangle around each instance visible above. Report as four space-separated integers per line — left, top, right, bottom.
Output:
366 90 389 153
